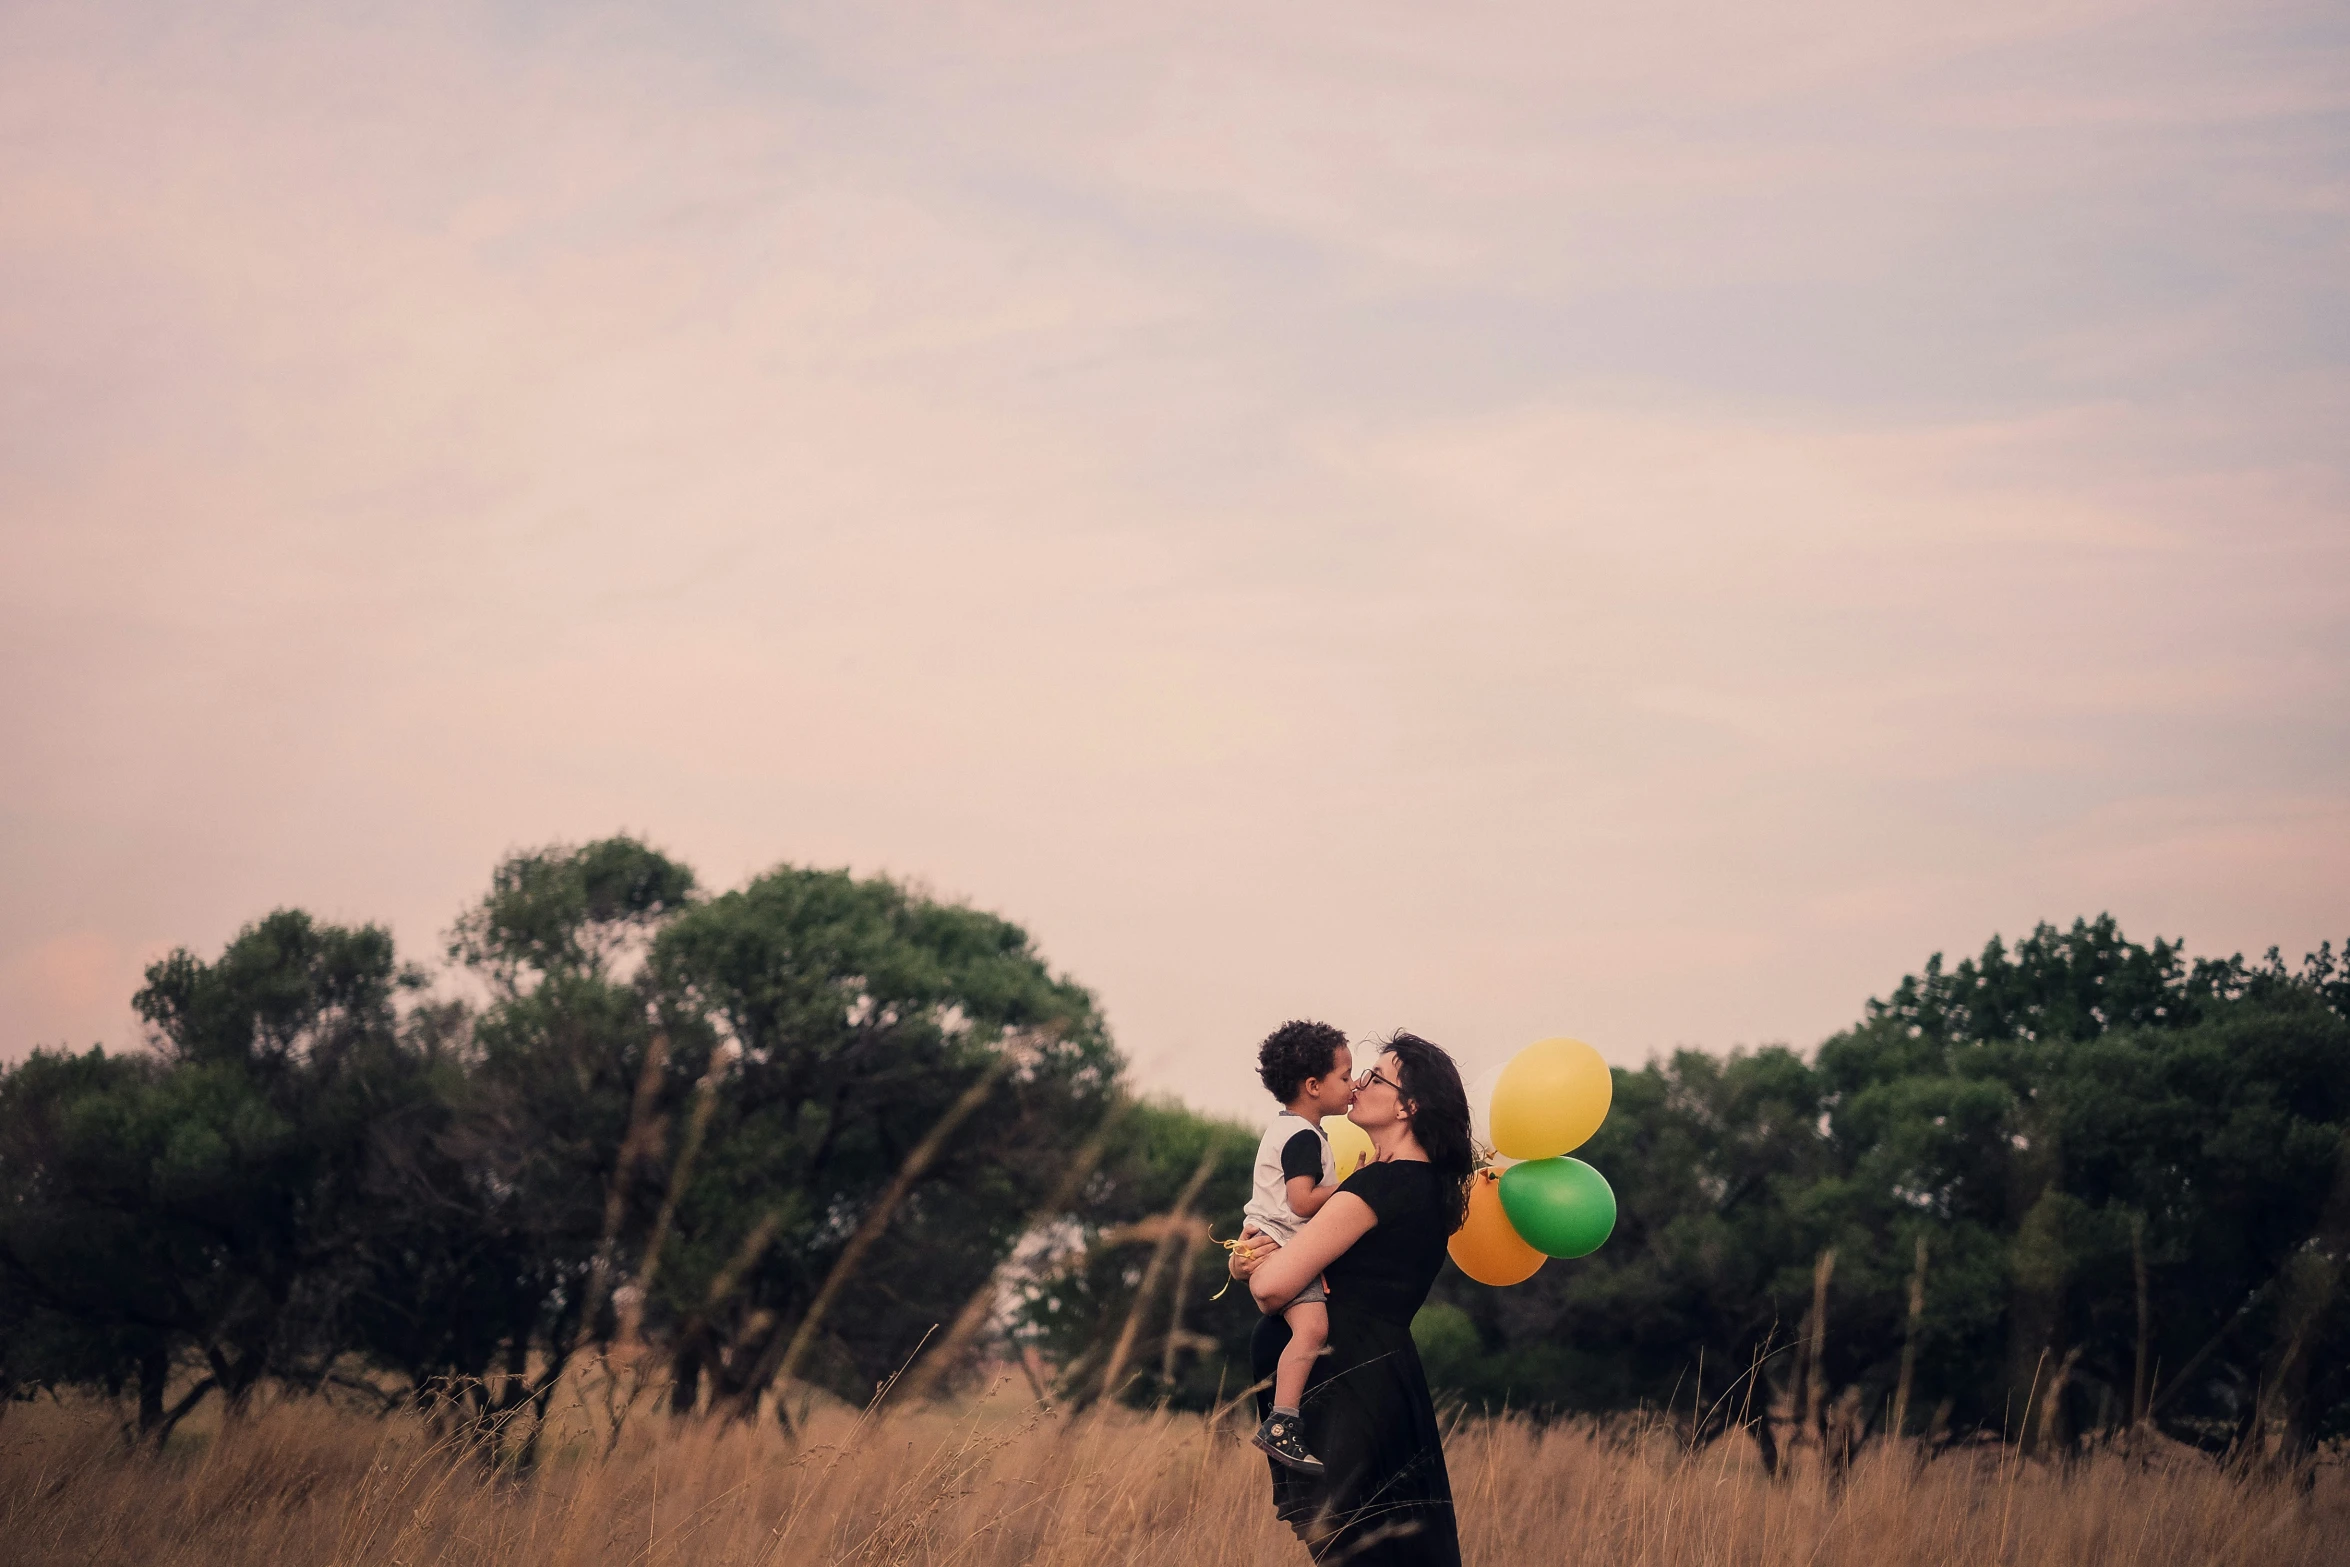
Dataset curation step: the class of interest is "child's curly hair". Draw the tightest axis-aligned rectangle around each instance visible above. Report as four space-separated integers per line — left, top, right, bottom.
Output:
1257 1020 1349 1103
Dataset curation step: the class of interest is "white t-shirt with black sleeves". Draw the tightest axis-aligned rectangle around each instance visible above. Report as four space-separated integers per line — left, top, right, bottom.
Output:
1242 1110 1333 1246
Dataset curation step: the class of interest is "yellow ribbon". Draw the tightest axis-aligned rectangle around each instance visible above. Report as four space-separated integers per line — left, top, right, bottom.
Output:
1208 1227 1261 1301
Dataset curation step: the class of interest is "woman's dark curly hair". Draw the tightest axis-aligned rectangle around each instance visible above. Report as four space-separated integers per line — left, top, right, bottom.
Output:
1257 1019 1350 1103
1379 1031 1474 1234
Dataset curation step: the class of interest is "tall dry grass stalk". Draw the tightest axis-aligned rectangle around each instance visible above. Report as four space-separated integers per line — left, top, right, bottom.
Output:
2 1387 2340 1567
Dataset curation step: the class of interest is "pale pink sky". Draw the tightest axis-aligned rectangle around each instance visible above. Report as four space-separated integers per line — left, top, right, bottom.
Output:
4 1 2346 1117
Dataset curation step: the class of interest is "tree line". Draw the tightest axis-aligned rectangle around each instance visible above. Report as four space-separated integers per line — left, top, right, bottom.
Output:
1418 919 2350 1464
0 839 1257 1454
3 840 2345 1465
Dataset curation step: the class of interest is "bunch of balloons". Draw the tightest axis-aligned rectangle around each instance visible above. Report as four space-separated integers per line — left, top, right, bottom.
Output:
1447 1037 1617 1286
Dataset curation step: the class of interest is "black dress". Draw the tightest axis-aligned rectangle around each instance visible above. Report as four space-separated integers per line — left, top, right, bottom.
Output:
1252 1159 1461 1566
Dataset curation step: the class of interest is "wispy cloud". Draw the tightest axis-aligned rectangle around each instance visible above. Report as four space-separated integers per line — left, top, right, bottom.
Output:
2 0 2343 1111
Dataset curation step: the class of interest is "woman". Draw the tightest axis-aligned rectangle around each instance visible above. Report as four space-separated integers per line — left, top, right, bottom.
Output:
1231 1031 1475 1567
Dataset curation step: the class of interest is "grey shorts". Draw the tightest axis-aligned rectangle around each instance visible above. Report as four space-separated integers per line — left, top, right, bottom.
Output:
1285 1276 1327 1309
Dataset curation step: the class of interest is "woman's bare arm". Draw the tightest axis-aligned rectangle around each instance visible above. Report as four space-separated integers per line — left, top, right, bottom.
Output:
1247 1191 1377 1314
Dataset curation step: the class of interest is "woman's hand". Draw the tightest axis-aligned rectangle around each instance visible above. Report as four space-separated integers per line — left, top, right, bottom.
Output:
1227 1224 1274 1281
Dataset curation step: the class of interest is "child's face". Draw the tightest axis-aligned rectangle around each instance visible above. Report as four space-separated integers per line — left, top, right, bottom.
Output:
1305 1043 1355 1114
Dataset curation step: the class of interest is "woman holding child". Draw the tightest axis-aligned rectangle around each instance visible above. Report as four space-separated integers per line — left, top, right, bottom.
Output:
1231 1026 1475 1567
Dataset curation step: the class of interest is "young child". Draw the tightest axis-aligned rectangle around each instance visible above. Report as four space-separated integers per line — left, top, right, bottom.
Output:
1243 1019 1356 1476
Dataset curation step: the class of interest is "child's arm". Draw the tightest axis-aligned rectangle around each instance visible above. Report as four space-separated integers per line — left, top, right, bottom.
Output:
1286 1174 1335 1219
1273 1125 1330 1219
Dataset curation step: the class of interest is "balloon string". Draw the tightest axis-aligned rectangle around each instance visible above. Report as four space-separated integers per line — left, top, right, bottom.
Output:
1207 1227 1260 1302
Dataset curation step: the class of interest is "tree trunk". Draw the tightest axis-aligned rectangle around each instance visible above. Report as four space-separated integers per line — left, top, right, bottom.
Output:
1824 1386 1863 1492
1751 1397 1781 1477
2130 1212 2150 1428
136 1343 168 1441
2038 1344 2083 1462
668 1329 705 1417
1801 1248 1836 1441
2256 1130 2350 1467
1892 1234 1927 1439
139 1355 217 1453
2008 1186 2070 1456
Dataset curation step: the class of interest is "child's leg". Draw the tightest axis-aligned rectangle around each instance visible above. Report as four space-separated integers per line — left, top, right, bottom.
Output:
1254 1301 1329 1474
1274 1301 1328 1412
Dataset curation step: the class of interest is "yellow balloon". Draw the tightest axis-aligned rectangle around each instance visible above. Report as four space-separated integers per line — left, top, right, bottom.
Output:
1490 1037 1612 1160
1448 1170 1544 1285
1325 1115 1375 1181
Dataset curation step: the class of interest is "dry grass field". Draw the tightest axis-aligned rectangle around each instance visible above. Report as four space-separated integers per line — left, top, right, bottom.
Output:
2 1385 2342 1567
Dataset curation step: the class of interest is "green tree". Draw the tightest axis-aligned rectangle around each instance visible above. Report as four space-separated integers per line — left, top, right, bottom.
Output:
1815 919 2350 1453
0 1047 186 1438
1 910 439 1441
394 836 701 1444
643 864 1118 1419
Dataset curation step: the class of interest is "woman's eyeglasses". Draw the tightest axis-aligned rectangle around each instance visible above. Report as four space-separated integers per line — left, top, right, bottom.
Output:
1353 1064 1402 1095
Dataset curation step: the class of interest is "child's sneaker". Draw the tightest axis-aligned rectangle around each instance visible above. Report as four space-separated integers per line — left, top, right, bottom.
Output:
1252 1410 1325 1476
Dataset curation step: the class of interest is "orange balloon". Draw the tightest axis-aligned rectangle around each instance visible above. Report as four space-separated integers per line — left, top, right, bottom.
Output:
1448 1170 1545 1286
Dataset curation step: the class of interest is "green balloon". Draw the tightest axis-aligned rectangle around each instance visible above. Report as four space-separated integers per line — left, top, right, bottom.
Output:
1497 1157 1616 1259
